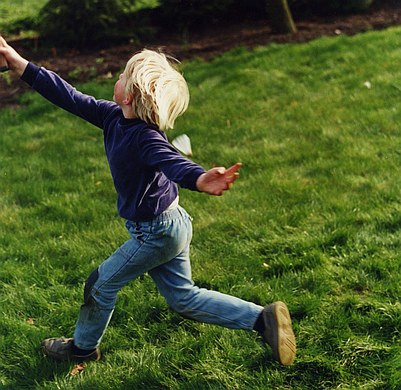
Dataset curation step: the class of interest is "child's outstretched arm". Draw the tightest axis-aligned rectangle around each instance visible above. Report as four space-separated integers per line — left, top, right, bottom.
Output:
0 36 28 76
0 35 112 129
196 162 242 196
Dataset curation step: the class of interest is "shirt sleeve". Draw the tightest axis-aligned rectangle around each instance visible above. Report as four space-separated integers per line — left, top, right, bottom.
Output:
21 62 116 129
138 129 206 191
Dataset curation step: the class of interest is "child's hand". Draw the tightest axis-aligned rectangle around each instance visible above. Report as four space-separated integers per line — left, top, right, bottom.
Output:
196 162 242 196
0 36 29 77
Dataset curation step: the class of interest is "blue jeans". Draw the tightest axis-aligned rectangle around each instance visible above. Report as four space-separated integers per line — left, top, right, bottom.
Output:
73 205 264 350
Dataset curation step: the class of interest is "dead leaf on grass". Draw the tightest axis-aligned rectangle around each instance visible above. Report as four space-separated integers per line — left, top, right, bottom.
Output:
26 317 35 325
70 363 86 377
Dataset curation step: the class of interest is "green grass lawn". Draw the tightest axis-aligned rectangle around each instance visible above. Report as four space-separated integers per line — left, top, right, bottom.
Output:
1 26 401 389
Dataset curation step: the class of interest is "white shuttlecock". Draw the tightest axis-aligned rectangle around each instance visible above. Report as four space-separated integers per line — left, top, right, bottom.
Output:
364 81 372 89
172 134 192 156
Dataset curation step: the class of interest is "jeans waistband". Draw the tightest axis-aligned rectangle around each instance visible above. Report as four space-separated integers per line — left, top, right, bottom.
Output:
129 203 187 227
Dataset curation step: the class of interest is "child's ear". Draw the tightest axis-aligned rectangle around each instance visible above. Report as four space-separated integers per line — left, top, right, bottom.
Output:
122 94 133 105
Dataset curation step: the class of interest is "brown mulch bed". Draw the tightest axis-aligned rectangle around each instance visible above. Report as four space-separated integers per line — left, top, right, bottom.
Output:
1 3 401 108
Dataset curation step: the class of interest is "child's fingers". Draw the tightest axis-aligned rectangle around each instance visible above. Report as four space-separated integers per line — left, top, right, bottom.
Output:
226 172 240 186
225 163 242 183
0 35 8 48
225 162 242 176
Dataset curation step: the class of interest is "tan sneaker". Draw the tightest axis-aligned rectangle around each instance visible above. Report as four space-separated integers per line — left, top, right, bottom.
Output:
262 301 296 365
41 337 101 362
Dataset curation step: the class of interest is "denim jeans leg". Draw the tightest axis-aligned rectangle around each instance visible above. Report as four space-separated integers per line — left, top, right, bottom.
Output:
149 211 263 330
73 206 192 350
73 242 142 350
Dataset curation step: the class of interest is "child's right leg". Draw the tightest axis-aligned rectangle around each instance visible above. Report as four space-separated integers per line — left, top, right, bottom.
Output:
41 206 196 362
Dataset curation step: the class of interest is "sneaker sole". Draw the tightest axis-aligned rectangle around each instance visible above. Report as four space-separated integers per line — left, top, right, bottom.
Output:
273 301 296 365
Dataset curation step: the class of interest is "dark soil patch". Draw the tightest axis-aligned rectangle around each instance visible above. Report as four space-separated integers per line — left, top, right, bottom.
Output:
1 2 401 108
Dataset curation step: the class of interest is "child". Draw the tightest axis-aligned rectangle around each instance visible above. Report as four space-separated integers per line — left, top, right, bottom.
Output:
0 37 296 366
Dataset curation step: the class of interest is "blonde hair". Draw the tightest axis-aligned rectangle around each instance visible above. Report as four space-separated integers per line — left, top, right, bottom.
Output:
123 49 189 131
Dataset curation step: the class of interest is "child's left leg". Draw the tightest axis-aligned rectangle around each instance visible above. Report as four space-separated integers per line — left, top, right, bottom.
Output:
149 246 263 330
149 243 296 365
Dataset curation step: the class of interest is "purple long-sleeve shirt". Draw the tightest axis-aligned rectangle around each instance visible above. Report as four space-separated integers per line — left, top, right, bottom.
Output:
21 63 206 221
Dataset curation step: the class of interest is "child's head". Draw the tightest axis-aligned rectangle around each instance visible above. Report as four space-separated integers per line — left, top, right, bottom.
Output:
122 49 189 131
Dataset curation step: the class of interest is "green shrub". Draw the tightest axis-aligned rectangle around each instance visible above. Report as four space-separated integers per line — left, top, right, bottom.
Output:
156 0 235 31
0 0 47 35
34 0 376 48
37 0 150 48
290 0 374 15
38 0 120 47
